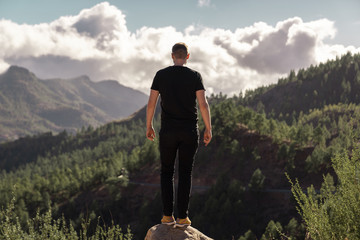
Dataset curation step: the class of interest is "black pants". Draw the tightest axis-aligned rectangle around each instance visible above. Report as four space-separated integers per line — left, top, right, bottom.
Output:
159 127 199 219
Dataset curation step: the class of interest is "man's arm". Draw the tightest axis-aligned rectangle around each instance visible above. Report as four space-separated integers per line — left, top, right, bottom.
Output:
196 90 212 146
146 89 160 141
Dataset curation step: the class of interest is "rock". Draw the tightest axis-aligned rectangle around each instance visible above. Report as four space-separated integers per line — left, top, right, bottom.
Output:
145 224 213 240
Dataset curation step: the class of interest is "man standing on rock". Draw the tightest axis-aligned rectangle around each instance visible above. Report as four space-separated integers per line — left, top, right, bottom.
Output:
146 42 212 227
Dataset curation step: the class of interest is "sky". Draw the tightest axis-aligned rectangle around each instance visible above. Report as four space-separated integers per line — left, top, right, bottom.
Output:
0 0 359 95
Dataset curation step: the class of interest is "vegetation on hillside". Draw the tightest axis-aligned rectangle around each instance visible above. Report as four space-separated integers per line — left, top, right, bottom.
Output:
0 53 360 239
241 52 360 122
0 197 133 240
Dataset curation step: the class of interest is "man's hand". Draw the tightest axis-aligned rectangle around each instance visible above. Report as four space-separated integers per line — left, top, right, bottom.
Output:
146 127 156 141
196 90 212 146
146 90 159 142
203 128 212 146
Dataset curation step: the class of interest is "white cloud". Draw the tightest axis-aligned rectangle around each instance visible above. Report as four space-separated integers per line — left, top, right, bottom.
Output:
198 0 211 7
0 59 9 74
0 2 359 96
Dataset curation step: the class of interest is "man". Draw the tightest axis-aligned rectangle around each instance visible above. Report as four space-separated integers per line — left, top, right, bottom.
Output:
146 42 212 227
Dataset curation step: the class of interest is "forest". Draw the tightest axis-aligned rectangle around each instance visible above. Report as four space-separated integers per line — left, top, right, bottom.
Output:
0 53 360 239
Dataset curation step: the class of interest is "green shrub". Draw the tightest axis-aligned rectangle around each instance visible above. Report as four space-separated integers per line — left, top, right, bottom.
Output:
238 229 256 240
288 148 360 239
0 197 133 240
260 220 283 240
248 168 265 191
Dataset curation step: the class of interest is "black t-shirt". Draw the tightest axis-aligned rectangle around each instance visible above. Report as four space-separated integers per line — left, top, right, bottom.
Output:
151 66 205 129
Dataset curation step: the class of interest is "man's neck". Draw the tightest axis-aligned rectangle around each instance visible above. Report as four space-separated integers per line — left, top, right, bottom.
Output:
173 59 187 66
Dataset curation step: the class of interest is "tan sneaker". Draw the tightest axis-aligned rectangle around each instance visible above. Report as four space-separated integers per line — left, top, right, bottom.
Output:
161 215 176 225
175 217 191 227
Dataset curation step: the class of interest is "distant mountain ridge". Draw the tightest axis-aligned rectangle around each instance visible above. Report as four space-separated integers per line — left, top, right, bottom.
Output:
242 53 360 121
0 66 148 142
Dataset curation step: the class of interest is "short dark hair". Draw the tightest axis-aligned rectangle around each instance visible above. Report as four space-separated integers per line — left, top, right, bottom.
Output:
172 42 188 59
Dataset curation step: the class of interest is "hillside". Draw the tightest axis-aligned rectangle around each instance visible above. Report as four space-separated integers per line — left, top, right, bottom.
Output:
242 53 360 122
1 53 360 239
0 66 148 142
1 98 356 239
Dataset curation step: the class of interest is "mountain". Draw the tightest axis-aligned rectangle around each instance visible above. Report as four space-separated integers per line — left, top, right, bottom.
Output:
242 52 360 121
1 53 360 239
0 66 148 142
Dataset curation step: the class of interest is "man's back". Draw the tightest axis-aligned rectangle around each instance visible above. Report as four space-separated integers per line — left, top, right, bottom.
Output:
151 65 204 128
